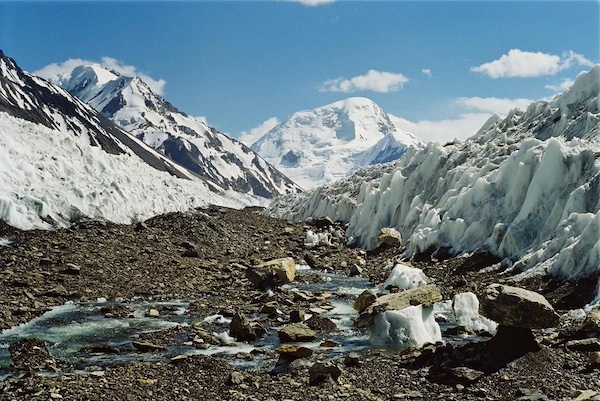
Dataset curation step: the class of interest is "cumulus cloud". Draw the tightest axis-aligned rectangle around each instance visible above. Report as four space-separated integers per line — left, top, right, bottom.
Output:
471 49 593 78
421 69 432 77
239 117 280 146
545 78 575 92
286 0 335 5
320 70 409 93
34 57 166 95
456 96 533 115
390 113 492 144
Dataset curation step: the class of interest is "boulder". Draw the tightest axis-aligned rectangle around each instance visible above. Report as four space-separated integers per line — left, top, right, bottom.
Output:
355 284 442 328
246 257 296 288
230 313 264 342
272 345 313 375
278 323 316 342
479 284 560 329
377 227 402 247
354 289 377 313
309 362 342 385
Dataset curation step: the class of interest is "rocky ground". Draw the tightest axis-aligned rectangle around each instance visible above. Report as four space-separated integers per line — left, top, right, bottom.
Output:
0 206 598 401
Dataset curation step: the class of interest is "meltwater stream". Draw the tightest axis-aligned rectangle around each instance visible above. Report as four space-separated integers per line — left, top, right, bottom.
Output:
0 267 490 379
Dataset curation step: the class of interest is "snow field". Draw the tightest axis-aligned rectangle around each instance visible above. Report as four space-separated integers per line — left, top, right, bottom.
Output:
0 113 259 230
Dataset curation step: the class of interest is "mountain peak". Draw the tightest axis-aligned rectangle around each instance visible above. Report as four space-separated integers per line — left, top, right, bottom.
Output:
48 58 302 198
251 97 422 189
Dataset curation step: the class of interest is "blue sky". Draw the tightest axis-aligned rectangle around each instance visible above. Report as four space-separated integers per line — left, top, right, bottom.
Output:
1 1 598 143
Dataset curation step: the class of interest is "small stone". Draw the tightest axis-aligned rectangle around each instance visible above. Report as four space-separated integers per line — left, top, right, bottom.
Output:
392 390 423 399
132 341 166 352
309 362 342 385
278 323 316 342
138 379 157 386
61 263 81 275
290 310 305 323
343 352 361 367
450 366 484 383
147 309 160 318
226 371 245 385
349 264 363 277
570 390 600 401
354 289 377 313
377 227 402 247
566 338 600 352
276 345 313 359
588 351 600 366
50 393 63 399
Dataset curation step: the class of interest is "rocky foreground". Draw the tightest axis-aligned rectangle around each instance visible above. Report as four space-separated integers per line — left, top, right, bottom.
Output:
0 206 598 401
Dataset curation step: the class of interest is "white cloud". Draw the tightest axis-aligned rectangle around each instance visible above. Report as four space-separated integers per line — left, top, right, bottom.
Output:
471 49 593 78
34 57 166 95
545 78 575 92
286 0 336 5
456 96 533 115
320 69 409 93
421 69 432 77
239 117 280 147
390 113 492 144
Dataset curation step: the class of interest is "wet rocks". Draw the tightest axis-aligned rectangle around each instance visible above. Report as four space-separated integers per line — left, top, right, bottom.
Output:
354 289 377 313
229 313 265 342
479 284 559 329
355 284 442 328
377 227 402 247
305 315 337 333
277 323 316 342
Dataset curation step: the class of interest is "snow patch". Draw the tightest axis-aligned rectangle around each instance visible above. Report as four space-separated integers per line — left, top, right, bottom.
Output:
370 305 441 348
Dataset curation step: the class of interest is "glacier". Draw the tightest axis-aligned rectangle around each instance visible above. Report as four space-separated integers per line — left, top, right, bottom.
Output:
0 112 257 230
267 66 600 289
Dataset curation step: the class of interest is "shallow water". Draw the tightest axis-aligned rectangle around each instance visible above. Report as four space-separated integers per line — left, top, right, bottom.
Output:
0 268 491 379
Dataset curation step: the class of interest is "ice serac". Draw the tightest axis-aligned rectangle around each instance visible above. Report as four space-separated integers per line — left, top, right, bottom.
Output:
267 66 600 292
49 63 301 199
0 51 258 230
251 97 423 189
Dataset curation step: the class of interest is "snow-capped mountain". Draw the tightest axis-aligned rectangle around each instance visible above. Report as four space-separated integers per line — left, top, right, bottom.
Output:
0 50 258 230
268 66 600 290
48 64 301 198
250 97 423 189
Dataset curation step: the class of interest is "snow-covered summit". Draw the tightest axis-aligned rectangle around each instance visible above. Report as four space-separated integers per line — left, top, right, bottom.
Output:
251 97 423 189
0 50 259 230
49 62 302 199
268 66 600 292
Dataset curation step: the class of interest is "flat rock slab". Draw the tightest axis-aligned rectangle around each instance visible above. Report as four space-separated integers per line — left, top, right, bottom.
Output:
479 284 559 329
278 323 316 342
355 284 442 328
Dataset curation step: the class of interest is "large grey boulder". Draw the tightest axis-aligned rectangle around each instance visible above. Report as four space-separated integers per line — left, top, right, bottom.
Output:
354 284 442 328
479 284 559 329
246 257 296 288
